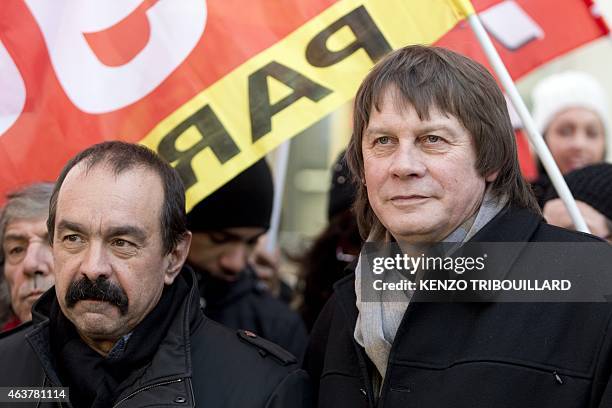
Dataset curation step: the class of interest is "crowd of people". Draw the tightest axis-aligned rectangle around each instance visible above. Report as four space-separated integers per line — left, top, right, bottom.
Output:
0 44 611 407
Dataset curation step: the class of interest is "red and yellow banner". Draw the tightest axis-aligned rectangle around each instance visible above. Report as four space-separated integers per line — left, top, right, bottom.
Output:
0 0 607 209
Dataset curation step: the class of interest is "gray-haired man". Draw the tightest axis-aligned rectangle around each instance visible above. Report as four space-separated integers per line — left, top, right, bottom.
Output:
0 183 55 331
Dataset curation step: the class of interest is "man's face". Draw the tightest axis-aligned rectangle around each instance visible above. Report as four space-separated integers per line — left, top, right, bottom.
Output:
545 107 606 174
188 227 265 282
362 87 494 243
52 163 179 348
2 217 54 322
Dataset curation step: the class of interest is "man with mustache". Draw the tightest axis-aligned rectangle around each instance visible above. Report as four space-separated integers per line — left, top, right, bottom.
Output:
64 275 129 315
0 142 311 407
304 46 612 408
0 183 55 332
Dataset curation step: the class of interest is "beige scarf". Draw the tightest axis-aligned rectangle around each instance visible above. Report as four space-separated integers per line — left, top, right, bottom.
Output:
354 189 508 389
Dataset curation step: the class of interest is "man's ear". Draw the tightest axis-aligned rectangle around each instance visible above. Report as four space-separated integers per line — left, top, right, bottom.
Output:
164 231 192 285
486 170 500 182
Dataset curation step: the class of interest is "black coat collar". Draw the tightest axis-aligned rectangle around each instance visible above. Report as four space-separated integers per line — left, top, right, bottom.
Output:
25 266 203 402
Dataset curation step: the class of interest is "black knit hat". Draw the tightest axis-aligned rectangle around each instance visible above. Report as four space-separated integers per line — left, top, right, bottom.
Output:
327 150 357 221
187 159 274 231
543 163 612 221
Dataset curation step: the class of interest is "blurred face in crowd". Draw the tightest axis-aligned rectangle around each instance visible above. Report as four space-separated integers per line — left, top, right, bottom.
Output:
545 108 606 174
543 199 611 242
52 163 189 355
362 87 497 244
2 217 54 322
188 227 265 282
248 234 280 285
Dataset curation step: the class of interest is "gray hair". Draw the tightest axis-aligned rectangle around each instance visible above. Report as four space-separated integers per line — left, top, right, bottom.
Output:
0 182 55 267
0 182 54 326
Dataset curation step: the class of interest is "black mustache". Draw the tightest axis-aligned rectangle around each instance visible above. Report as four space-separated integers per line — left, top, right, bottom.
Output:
65 277 129 315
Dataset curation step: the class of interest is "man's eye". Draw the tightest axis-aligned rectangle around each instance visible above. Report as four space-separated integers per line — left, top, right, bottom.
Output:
112 239 132 248
376 136 390 145
8 246 24 255
5 245 27 264
64 234 81 243
209 233 231 244
246 236 260 246
425 135 442 143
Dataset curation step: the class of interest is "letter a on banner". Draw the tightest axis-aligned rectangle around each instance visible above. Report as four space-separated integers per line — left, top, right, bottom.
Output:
0 0 608 214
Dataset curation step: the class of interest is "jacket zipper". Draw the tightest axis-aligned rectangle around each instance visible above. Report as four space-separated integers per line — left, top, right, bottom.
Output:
112 378 184 407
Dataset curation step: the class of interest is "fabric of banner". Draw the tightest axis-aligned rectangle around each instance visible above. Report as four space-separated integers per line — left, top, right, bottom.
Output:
0 0 607 209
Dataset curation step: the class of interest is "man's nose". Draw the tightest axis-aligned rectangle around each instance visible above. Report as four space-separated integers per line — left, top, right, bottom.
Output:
389 143 427 179
80 242 112 281
22 241 53 278
219 244 248 274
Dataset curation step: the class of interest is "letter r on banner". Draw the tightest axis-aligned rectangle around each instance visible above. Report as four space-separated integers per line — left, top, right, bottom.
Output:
25 0 207 114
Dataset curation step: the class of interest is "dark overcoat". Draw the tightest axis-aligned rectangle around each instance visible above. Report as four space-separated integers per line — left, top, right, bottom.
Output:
0 268 313 407
305 207 612 408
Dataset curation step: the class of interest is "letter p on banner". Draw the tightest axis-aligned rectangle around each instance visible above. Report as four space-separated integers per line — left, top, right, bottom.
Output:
0 0 607 210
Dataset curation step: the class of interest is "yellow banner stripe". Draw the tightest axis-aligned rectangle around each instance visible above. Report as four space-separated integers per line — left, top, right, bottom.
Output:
448 0 477 17
140 0 463 211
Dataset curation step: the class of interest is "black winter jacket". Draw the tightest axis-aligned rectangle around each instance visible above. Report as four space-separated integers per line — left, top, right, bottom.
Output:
200 266 309 361
0 268 313 407
304 207 612 408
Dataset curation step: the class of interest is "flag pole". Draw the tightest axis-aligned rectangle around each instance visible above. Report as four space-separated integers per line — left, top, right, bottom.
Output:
266 140 291 252
451 0 590 233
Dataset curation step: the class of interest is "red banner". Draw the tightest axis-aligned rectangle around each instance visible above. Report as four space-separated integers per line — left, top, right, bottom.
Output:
0 0 607 205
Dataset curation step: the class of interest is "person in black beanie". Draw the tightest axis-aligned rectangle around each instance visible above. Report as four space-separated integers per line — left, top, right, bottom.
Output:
187 159 308 360
542 162 612 241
